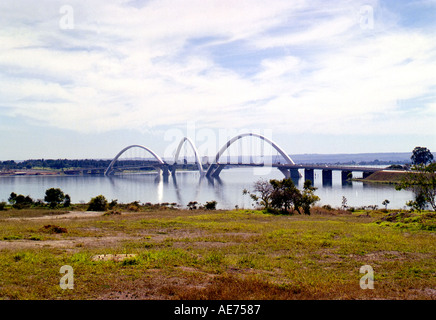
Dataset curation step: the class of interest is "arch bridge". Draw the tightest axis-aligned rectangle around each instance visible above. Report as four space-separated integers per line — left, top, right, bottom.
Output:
104 134 384 181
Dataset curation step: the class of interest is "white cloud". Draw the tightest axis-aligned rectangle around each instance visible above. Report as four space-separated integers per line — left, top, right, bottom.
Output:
0 0 435 143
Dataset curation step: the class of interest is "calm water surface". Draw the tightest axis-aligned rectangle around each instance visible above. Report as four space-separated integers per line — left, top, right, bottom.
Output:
0 168 414 210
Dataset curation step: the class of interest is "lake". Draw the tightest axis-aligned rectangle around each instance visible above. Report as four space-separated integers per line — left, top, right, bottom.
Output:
0 167 414 210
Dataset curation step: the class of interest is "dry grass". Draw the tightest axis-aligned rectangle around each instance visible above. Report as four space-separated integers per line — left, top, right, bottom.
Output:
0 206 435 300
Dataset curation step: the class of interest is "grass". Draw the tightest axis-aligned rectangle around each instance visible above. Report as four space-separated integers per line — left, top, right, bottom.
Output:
0 206 435 300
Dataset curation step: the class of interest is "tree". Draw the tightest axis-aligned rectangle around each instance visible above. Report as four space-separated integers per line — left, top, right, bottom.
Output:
411 147 434 166
396 163 436 211
63 194 71 207
300 180 320 215
8 192 17 204
44 188 70 208
244 178 320 215
382 199 390 210
243 179 273 209
270 178 302 214
87 195 108 211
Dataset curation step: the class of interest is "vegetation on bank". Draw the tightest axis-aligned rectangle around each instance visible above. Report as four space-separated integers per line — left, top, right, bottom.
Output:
0 204 434 300
0 159 112 171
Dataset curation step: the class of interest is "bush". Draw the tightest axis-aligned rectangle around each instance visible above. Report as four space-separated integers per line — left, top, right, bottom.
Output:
0 202 6 211
204 200 217 210
127 201 140 212
108 199 118 210
8 192 34 209
187 201 198 210
87 195 108 211
40 225 67 234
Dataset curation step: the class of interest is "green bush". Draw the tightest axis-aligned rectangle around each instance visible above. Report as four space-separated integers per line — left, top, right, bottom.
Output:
87 195 108 211
204 200 217 210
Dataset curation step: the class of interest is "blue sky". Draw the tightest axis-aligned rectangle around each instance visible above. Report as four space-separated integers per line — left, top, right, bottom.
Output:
0 0 435 160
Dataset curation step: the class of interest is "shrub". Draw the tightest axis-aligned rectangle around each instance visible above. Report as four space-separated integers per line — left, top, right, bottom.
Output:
40 225 67 234
0 202 6 211
187 201 198 210
108 199 118 210
8 192 34 209
103 210 121 216
87 195 108 211
204 200 217 210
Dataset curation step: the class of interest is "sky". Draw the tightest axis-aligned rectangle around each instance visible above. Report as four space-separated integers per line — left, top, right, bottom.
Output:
0 0 435 161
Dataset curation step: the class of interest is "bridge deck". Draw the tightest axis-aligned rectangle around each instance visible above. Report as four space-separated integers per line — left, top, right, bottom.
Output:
215 163 383 172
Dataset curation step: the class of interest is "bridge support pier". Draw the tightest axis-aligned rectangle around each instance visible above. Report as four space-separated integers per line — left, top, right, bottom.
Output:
211 164 226 177
170 166 176 176
322 169 333 186
304 169 314 183
157 166 170 176
341 171 352 182
278 168 301 179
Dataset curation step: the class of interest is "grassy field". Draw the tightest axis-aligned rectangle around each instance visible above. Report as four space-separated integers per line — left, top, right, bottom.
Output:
0 205 434 300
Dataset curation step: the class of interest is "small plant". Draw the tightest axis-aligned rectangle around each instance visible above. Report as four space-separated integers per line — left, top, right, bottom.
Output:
382 199 390 210
341 196 348 210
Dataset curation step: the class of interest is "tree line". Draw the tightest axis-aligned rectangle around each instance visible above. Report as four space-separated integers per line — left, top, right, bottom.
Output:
0 159 112 170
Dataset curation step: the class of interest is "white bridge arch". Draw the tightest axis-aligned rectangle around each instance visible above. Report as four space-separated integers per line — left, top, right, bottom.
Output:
205 132 295 177
104 133 295 177
104 145 165 176
173 137 205 175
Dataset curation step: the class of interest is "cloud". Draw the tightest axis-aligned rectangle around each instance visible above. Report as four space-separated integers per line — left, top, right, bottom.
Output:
0 0 435 140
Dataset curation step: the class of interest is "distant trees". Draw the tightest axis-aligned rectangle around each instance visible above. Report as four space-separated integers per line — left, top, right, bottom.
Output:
244 178 320 215
0 159 112 171
6 188 71 209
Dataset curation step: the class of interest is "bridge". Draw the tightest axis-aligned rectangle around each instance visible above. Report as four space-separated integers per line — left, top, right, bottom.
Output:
103 133 386 182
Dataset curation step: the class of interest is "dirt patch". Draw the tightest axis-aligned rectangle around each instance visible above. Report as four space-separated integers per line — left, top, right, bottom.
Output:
4 211 104 221
91 254 138 262
0 234 142 251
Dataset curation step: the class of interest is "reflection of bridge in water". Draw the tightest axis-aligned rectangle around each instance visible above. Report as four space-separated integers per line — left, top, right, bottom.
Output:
101 133 385 183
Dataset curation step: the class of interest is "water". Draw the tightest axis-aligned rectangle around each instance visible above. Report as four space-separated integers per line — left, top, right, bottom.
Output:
0 168 414 210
